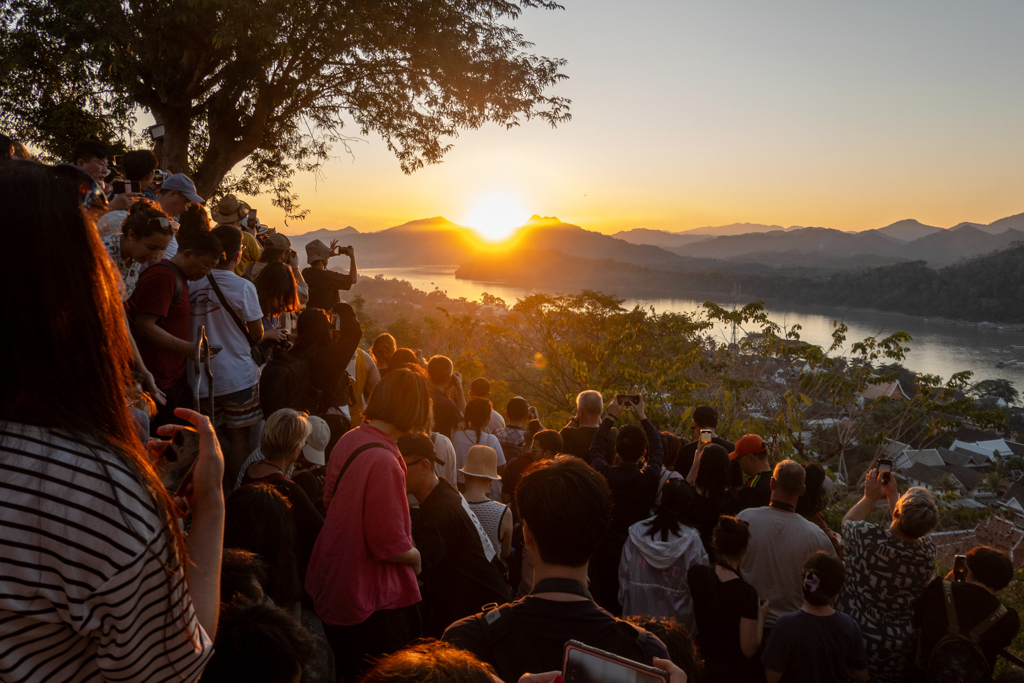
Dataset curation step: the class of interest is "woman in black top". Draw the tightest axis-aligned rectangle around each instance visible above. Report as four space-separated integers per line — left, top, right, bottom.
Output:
687 516 769 683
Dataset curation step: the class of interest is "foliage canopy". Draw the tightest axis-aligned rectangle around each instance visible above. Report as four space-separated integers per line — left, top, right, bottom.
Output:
0 0 571 216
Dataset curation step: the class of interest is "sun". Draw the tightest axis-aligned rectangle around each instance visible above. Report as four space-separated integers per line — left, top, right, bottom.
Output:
464 193 528 241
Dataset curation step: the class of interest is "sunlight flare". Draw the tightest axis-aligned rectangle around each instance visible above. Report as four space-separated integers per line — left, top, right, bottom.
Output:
464 193 528 241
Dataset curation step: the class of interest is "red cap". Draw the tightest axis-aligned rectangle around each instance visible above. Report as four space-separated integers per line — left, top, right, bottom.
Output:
729 434 767 460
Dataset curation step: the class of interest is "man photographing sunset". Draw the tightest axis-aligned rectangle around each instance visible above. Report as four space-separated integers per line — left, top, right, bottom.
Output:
303 238 358 311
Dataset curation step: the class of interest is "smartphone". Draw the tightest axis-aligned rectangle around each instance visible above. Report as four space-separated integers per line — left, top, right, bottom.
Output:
954 554 967 582
157 427 201 496
111 154 124 167
331 313 341 331
208 345 223 358
111 179 134 195
615 394 640 405
699 428 713 445
563 641 666 683
247 208 258 225
877 457 893 485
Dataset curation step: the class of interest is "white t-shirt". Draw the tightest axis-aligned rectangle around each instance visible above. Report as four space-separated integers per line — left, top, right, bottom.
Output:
187 269 263 396
736 506 837 628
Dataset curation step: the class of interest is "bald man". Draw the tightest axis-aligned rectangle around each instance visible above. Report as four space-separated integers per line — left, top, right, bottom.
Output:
737 460 837 629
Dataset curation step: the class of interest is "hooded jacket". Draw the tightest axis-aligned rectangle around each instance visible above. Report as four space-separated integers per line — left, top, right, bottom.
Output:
618 517 709 631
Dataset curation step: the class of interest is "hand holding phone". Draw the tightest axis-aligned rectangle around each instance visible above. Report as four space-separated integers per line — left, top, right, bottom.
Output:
877 457 893 486
563 641 667 683
154 426 202 496
954 554 967 582
615 394 640 406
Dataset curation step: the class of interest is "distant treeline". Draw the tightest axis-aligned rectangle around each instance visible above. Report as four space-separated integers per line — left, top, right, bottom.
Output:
455 242 1024 323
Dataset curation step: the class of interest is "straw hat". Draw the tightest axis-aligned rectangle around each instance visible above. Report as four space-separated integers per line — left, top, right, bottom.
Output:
211 194 251 224
460 445 501 480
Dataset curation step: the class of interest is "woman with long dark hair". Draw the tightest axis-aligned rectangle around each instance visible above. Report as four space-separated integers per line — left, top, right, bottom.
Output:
685 444 740 556
0 161 224 681
618 479 708 630
306 368 432 679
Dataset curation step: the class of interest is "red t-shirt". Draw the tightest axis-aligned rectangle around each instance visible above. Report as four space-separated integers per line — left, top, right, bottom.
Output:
305 424 420 626
130 261 190 390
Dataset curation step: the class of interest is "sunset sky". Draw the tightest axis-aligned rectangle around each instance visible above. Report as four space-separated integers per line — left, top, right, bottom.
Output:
241 1 1024 237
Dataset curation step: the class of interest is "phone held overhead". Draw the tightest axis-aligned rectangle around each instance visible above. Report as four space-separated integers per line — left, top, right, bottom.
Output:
877 458 893 485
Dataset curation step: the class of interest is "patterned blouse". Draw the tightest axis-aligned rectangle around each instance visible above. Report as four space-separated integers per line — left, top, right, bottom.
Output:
836 520 936 683
102 233 142 301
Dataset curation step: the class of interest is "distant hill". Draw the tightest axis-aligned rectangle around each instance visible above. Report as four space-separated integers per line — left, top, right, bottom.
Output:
877 219 943 242
680 222 798 236
456 239 1024 323
669 227 902 262
285 215 697 269
895 225 1024 265
610 228 711 249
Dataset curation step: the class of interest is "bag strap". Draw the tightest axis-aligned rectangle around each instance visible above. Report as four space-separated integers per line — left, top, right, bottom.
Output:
326 442 386 505
207 273 253 342
942 580 961 634
149 261 183 307
970 602 1008 639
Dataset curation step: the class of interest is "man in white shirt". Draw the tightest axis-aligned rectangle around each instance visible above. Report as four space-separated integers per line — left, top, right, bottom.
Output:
188 225 269 485
737 459 837 630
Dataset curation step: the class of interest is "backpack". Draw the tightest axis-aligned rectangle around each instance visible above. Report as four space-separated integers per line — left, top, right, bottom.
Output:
259 351 315 418
917 580 1007 683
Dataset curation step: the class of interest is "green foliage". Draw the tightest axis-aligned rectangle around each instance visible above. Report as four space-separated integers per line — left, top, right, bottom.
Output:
0 0 571 215
972 378 1020 406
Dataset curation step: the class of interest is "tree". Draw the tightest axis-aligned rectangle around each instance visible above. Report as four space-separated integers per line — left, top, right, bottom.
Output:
0 0 571 216
971 379 1019 406
934 474 960 495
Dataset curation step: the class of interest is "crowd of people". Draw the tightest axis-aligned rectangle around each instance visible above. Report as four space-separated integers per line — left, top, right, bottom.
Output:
1 138 1022 683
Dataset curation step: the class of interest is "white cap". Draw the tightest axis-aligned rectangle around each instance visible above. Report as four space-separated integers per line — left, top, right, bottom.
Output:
302 416 330 466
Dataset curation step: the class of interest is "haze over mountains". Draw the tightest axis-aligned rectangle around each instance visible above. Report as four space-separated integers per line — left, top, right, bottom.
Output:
288 211 1024 271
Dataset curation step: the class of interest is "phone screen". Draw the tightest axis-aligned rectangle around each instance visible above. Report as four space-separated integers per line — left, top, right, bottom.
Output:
564 646 665 683
877 458 893 484
700 429 713 445
158 427 202 495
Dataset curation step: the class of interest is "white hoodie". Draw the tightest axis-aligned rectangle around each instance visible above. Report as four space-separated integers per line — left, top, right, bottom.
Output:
618 517 709 632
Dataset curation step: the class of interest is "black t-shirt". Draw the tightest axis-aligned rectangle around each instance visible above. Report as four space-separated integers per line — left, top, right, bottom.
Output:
737 470 773 511
677 435 735 476
301 267 353 311
687 564 760 680
500 453 535 519
686 490 740 557
414 479 509 637
430 387 463 439
558 425 615 464
912 577 1020 675
443 596 669 683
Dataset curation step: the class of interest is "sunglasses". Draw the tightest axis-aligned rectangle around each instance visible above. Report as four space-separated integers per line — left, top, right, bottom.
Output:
52 163 108 212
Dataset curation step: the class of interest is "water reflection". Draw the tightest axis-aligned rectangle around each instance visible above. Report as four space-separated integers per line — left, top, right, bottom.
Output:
357 266 1024 386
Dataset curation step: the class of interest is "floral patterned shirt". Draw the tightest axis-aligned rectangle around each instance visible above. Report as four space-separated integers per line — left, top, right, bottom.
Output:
102 233 142 301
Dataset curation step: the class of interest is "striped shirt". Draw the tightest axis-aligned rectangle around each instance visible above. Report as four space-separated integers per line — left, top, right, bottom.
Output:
0 422 213 682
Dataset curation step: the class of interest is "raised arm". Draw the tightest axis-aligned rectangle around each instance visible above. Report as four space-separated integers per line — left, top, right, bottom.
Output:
842 467 891 526
634 395 663 475
589 399 623 473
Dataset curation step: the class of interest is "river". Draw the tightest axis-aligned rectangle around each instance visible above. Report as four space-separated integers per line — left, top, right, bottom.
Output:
357 266 1024 387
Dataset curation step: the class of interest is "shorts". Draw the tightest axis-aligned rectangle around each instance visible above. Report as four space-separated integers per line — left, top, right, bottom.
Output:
203 384 263 429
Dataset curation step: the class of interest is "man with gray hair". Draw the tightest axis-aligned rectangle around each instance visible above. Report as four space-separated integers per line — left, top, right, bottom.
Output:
560 390 612 463
737 459 837 629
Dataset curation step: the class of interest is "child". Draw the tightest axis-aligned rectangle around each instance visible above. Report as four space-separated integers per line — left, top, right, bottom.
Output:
762 551 869 683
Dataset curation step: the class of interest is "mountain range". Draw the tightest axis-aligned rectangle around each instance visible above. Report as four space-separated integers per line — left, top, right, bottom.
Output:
286 211 1024 271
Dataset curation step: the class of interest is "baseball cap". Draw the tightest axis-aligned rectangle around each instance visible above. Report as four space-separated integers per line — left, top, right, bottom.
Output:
305 238 332 264
729 434 767 461
160 173 205 204
397 433 442 465
302 416 330 466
